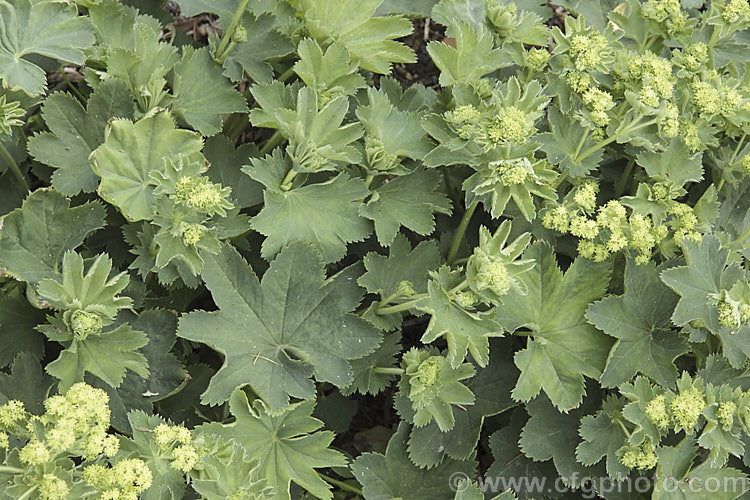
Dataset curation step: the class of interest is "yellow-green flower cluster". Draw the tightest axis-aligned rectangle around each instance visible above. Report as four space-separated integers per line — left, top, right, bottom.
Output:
659 102 680 137
543 199 672 264
525 48 550 72
477 106 535 149
627 52 674 107
670 386 706 431
722 0 750 25
44 383 118 459
645 394 671 429
618 439 658 470
180 222 206 247
717 401 737 431
70 309 104 340
486 0 517 36
668 203 701 243
709 281 750 328
642 0 687 32
566 71 594 94
173 175 232 216
0 400 26 432
19 440 51 465
582 87 615 127
472 251 512 297
671 43 708 72
396 280 416 298
154 423 201 473
680 121 702 152
569 32 610 72
83 459 153 499
38 473 69 500
444 105 481 140
450 289 480 309
491 158 533 186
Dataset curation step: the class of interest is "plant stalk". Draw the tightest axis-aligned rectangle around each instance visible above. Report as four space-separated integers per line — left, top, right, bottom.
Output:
214 0 249 63
447 200 479 265
0 141 28 192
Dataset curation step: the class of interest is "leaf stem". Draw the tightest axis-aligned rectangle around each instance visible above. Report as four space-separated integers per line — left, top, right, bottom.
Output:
17 486 38 500
0 465 25 474
260 130 284 155
215 0 249 63
60 66 87 104
375 294 428 315
447 200 479 265
278 67 296 83
737 225 750 245
615 158 635 197
615 418 631 438
280 169 298 191
318 472 363 495
0 141 28 192
372 367 404 375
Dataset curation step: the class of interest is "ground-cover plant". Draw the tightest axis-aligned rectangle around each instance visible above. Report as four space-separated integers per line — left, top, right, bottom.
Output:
2 0 750 498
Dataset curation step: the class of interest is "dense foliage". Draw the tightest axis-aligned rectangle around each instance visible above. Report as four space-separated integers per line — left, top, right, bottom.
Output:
2 0 750 498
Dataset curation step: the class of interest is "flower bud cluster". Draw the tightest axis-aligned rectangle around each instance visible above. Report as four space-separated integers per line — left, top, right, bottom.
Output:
644 385 706 433
642 0 687 32
627 52 674 107
83 458 153 499
153 422 201 473
618 439 658 470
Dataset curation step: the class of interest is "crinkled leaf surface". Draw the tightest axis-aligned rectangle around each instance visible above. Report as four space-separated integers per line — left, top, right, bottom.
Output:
171 46 248 136
198 389 346 500
0 0 95 95
90 110 204 221
177 242 381 409
360 169 452 246
203 135 263 209
27 79 134 196
538 107 603 179
0 190 106 283
342 332 401 396
495 243 612 411
576 395 630 480
636 139 703 189
351 423 477 500
586 258 688 388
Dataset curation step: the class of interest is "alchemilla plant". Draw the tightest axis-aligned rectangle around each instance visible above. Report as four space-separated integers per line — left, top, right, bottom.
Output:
2 0 750 498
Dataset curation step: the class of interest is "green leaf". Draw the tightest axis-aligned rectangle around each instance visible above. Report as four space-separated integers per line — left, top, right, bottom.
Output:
342 332 401 396
176 0 235 16
519 394 601 488
294 38 366 98
575 395 630 480
176 242 381 409
0 286 45 367
249 86 363 172
407 343 518 468
418 266 504 368
538 107 603 179
219 11 295 83
27 79 135 196
375 0 438 17
0 190 106 283
248 157 372 263
660 235 750 368
360 169 452 246
359 234 441 298
0 352 53 415
105 27 179 112
189 433 271 499
171 46 248 136
585 258 688 388
0 0 95 95
297 0 415 74
41 317 149 392
653 438 748 499
356 87 434 163
119 411 187 500
427 21 511 86
89 309 186 432
636 139 703 190
91 110 204 221
88 0 162 55
198 389 347 500
495 242 612 411
203 135 263 209
351 422 477 500
486 408 560 499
